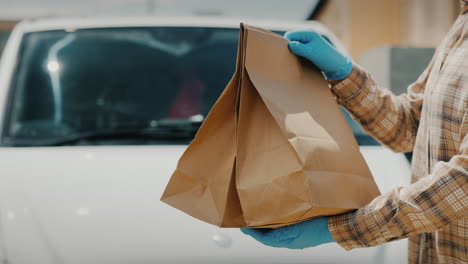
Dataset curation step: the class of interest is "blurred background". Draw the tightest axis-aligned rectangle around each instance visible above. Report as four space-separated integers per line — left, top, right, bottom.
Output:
0 0 463 59
0 0 463 94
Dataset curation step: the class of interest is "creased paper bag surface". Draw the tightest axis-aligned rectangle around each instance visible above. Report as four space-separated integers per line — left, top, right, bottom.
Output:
161 23 381 228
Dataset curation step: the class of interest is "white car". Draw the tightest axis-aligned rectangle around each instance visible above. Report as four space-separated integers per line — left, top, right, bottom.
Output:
0 17 411 264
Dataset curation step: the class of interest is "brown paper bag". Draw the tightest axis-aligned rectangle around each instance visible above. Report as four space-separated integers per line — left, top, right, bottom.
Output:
160 24 381 228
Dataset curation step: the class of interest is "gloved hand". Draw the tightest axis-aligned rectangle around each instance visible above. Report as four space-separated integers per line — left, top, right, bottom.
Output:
241 217 335 249
284 30 352 80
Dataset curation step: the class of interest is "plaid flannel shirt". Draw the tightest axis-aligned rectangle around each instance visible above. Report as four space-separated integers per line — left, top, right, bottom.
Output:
328 2 468 263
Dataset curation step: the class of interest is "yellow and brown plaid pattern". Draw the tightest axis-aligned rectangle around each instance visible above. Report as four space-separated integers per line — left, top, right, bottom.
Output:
327 5 468 264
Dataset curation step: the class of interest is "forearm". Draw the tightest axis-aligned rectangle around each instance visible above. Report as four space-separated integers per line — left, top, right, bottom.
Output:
330 64 426 152
328 153 468 250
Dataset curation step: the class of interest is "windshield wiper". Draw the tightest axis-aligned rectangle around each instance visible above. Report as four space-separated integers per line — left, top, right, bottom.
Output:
7 119 203 147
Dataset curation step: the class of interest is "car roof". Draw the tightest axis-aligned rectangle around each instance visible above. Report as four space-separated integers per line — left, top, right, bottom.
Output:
12 16 347 54
15 16 326 33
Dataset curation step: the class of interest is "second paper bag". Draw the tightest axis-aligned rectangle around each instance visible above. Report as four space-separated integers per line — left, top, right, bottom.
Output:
161 24 381 228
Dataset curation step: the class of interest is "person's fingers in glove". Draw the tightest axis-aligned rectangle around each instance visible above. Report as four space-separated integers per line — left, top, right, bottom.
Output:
241 217 335 250
284 30 352 81
241 228 293 248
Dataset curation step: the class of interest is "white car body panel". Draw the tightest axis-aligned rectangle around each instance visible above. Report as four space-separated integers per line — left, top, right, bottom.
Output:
0 146 409 264
0 17 411 264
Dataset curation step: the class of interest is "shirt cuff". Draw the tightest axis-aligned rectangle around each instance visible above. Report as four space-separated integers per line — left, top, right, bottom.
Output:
328 211 367 250
329 64 370 105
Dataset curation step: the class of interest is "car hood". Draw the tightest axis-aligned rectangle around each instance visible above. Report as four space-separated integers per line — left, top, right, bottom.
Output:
0 145 409 264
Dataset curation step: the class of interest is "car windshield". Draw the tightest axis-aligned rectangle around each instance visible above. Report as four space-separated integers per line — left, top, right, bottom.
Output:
2 27 378 146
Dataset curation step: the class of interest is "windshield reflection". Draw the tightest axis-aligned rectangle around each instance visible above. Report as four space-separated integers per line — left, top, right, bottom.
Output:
47 34 76 123
3 27 377 147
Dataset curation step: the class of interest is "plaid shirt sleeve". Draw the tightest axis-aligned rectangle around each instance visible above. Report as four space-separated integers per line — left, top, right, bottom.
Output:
329 63 433 152
327 65 468 250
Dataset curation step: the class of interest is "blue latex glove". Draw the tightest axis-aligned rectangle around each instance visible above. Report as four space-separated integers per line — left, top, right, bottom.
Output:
241 217 335 249
284 30 352 80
